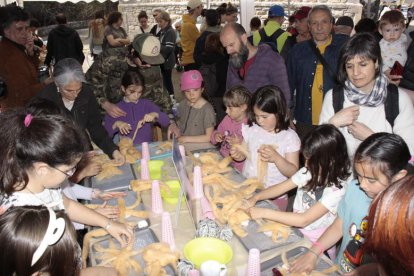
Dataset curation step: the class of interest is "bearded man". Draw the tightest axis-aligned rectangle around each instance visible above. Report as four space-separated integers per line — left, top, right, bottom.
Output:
220 22 290 105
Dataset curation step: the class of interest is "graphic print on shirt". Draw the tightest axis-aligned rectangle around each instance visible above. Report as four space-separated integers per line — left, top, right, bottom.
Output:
341 216 369 272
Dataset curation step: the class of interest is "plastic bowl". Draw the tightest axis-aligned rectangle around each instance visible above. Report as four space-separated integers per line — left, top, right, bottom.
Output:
148 160 164 180
161 180 184 204
183 237 233 269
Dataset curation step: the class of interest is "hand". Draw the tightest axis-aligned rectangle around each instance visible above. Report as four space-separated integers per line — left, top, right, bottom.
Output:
95 202 120 220
289 251 318 274
105 220 134 247
328 105 360 127
112 150 125 165
241 195 257 210
102 101 127 118
96 191 127 201
247 207 263 220
168 122 180 139
114 121 132 135
229 144 246 161
81 159 102 178
143 112 158 123
384 68 403 86
258 145 279 163
214 132 225 143
347 121 374 141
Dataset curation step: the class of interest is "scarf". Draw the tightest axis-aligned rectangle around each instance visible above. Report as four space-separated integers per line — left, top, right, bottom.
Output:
344 73 388 107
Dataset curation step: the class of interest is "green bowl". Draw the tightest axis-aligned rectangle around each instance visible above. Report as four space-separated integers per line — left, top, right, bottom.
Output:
161 180 185 204
183 237 233 269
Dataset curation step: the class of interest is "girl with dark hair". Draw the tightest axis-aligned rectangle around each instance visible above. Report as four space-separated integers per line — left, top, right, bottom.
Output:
103 11 130 51
319 32 414 158
245 124 350 259
365 175 414 276
104 69 170 144
291 132 410 274
0 109 133 249
230 85 300 210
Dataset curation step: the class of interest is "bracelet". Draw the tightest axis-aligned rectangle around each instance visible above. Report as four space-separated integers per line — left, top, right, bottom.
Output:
308 248 320 258
312 241 324 255
104 220 112 230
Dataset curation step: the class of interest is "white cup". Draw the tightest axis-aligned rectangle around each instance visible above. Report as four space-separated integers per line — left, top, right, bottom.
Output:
200 260 227 276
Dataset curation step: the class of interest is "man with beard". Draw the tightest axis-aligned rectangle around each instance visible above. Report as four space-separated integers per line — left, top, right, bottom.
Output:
220 22 290 104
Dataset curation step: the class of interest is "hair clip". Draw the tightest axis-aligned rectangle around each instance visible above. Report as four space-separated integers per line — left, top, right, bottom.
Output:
24 114 33 127
31 207 66 266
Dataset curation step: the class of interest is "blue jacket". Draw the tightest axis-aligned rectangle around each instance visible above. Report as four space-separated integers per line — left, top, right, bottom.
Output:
287 34 348 125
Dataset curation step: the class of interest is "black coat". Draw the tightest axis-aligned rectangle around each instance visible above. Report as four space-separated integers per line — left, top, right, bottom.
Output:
400 31 414 91
36 83 117 156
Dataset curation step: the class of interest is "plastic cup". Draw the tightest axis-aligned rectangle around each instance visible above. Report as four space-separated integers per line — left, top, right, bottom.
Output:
161 180 185 204
162 212 176 251
148 160 164 180
151 180 163 214
246 248 260 276
193 166 203 199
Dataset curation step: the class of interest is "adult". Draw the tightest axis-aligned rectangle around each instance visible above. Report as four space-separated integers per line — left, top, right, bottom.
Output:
150 8 164 36
103 11 130 52
220 23 290 102
253 5 291 60
287 5 348 139
334 16 354 37
223 3 238 24
0 6 52 110
35 58 125 164
194 9 221 67
88 10 106 58
247 16 261 44
399 30 414 103
157 11 177 95
354 17 382 42
44 13 85 67
291 6 312 44
137 10 152 35
319 33 414 157
85 34 172 116
181 0 203 71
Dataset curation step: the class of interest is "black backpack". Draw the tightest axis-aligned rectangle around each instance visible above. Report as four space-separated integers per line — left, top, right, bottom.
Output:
258 28 284 53
332 84 399 127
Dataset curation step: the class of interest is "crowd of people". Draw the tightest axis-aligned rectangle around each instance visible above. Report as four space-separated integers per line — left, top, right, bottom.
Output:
0 1 414 275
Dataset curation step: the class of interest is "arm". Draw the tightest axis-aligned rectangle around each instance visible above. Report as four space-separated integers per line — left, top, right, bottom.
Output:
392 90 414 155
211 118 227 144
106 34 129 47
249 178 297 204
160 29 176 60
178 126 214 143
259 145 299 178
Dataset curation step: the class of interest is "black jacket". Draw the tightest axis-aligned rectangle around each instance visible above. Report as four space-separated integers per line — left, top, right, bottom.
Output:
36 83 117 156
400 31 414 91
45 24 85 66
157 25 177 70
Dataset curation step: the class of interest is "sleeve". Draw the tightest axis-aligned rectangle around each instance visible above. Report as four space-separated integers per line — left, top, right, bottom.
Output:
318 90 335 124
70 184 93 200
291 167 312 188
319 186 346 215
269 52 291 106
203 103 216 130
393 89 414 155
285 130 301 153
160 30 176 60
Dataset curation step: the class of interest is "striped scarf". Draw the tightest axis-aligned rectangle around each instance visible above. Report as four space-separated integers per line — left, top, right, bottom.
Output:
344 73 388 107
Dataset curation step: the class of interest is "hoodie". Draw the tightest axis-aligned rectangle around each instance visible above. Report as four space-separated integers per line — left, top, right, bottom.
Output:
45 24 85 66
181 14 200 65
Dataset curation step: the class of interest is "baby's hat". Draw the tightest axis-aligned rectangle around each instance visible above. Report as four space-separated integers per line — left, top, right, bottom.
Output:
180 70 203 91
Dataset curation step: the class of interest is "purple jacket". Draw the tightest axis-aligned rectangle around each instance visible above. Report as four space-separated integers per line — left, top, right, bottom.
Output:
104 99 169 144
226 44 291 106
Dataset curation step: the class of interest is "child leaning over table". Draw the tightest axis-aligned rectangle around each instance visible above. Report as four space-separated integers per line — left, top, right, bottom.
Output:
104 69 170 144
168 70 216 143
210 85 251 172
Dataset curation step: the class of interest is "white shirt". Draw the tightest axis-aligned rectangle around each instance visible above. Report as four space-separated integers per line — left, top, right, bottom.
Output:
1 188 64 211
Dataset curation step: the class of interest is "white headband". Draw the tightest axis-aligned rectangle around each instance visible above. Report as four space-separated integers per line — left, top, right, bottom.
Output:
31 207 66 266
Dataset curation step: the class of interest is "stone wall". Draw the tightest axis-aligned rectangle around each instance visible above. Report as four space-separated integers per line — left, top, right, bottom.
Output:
119 0 363 37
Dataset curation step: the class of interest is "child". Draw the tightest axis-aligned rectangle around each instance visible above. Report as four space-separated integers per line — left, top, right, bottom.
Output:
210 85 251 172
104 70 170 144
290 133 410 275
245 124 350 259
0 206 117 276
230 85 300 210
169 70 216 143
379 10 408 74
0 110 133 248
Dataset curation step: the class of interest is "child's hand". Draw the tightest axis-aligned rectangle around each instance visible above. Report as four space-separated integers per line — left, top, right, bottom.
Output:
229 145 246 161
95 202 120 220
214 132 225 143
95 190 127 201
81 159 102 178
168 122 181 139
289 251 318 274
241 196 257 210
113 121 132 135
106 220 134 247
247 207 264 220
178 136 189 143
143 112 158 123
258 145 280 163
112 150 126 166
328 105 359 127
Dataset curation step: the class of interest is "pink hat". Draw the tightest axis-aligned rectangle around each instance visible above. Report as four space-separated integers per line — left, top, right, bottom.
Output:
180 70 203 91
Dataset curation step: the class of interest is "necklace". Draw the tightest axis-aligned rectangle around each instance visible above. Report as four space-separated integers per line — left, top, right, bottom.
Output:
25 187 63 209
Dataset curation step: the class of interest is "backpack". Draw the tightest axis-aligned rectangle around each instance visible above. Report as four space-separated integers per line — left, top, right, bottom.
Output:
258 28 284 53
332 84 399 127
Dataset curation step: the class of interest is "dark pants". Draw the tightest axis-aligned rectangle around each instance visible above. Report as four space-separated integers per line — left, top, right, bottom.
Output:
161 67 174 95
184 63 199 71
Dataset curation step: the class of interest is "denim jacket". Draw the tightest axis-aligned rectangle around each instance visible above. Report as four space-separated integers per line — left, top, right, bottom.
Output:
287 34 348 125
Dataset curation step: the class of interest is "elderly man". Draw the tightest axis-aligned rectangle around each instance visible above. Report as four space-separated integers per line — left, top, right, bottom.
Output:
220 22 290 103
0 6 52 110
287 5 348 138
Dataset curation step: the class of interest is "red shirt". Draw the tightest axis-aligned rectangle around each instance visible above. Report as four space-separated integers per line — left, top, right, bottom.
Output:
238 55 256 80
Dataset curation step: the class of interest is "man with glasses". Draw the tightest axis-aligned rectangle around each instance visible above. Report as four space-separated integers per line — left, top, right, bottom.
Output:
181 0 203 71
0 6 53 110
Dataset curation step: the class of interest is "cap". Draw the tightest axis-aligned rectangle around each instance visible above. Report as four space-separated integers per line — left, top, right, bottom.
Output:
132 33 165 65
187 0 202 10
293 6 312 20
180 70 203 91
335 16 354 28
268 5 286 17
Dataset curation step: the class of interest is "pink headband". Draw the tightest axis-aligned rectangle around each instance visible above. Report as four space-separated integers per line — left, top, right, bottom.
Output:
24 114 33 127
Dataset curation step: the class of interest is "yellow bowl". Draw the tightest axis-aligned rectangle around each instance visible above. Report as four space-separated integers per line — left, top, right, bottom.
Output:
161 180 185 204
148 160 164 180
183 237 233 269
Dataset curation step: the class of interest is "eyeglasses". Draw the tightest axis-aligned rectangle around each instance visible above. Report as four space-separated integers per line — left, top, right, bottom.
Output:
50 165 77 177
